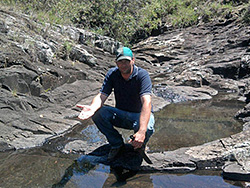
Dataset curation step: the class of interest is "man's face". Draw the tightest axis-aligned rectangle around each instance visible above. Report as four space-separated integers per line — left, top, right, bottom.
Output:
116 59 134 75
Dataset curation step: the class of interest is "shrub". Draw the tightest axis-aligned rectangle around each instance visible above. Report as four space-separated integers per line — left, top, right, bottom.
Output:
242 6 250 24
0 0 248 45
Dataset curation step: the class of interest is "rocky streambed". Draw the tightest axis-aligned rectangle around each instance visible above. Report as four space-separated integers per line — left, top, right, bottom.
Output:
0 93 248 187
0 5 250 186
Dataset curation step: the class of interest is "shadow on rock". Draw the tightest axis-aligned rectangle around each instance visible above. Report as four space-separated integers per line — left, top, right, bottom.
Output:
52 144 142 187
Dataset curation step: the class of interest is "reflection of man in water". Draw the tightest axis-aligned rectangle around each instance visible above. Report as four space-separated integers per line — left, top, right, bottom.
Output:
52 154 153 187
77 47 155 160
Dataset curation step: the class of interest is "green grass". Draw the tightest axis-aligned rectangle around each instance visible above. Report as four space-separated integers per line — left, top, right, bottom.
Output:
0 0 249 45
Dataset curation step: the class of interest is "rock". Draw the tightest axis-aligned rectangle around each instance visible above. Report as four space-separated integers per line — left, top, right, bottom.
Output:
205 62 241 80
0 140 14 152
151 94 171 111
94 37 121 55
141 147 196 173
30 80 43 96
0 20 8 33
0 65 37 94
222 162 250 182
153 85 218 103
35 41 54 64
57 130 250 176
42 80 101 107
69 45 97 67
184 130 250 170
243 122 250 131
235 103 250 119
63 140 88 154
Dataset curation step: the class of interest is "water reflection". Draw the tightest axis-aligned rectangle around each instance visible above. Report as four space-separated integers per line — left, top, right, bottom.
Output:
52 144 142 187
151 174 243 188
0 94 247 187
148 94 245 152
52 156 98 187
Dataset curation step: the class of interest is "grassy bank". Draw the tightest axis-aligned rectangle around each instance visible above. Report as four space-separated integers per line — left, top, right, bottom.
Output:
1 0 249 45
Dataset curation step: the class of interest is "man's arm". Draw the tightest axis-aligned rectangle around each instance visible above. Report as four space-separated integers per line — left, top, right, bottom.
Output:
132 94 152 149
77 93 108 120
90 93 108 111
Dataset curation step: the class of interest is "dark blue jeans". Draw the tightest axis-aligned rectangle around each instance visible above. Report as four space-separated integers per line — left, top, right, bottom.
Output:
92 106 155 148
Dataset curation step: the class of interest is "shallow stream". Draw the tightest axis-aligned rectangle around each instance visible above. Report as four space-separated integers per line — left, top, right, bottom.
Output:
0 93 249 187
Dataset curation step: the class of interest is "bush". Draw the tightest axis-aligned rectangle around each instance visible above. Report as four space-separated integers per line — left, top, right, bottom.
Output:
242 6 250 24
0 0 248 45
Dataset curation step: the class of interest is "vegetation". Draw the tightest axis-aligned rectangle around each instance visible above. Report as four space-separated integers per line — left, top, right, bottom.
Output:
1 0 249 45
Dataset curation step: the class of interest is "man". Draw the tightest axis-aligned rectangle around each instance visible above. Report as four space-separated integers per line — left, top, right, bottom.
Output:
77 47 155 160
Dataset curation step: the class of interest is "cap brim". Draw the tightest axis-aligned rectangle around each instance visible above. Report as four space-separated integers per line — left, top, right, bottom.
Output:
116 56 132 61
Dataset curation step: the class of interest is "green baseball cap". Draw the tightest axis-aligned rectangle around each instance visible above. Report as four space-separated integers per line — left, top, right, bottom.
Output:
116 47 133 61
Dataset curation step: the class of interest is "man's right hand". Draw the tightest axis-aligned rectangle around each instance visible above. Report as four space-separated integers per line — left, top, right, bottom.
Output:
77 104 95 120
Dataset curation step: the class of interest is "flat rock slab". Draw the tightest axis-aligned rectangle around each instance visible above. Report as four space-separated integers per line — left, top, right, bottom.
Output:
222 162 250 182
142 147 196 173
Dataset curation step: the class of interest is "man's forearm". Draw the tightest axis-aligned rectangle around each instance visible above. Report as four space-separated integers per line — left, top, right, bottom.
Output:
138 95 152 134
90 93 107 112
139 105 151 133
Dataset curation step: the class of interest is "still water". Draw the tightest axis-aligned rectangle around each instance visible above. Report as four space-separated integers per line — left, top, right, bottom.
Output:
0 94 248 187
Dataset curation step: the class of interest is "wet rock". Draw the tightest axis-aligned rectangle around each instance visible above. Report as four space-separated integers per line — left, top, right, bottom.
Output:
153 85 218 103
142 148 196 173
222 162 250 182
58 130 250 177
63 140 87 154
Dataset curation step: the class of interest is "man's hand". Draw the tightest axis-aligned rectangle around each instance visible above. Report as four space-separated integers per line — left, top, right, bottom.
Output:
129 131 146 149
77 104 95 120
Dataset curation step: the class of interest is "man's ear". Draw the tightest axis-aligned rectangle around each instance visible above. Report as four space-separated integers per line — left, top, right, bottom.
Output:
132 57 135 65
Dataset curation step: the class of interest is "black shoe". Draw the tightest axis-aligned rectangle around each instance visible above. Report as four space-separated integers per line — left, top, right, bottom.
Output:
108 144 124 161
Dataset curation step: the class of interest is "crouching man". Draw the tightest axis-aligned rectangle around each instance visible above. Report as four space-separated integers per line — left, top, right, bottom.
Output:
77 47 155 161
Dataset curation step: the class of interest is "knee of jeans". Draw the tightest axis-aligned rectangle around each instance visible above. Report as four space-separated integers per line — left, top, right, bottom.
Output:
92 108 102 122
147 113 155 132
144 129 154 144
92 106 112 123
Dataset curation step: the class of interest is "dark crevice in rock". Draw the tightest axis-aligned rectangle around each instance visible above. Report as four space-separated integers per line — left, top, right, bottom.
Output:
214 19 237 27
0 106 14 111
220 139 227 149
48 70 59 78
237 39 250 48
28 119 55 134
1 84 11 92
11 125 52 135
